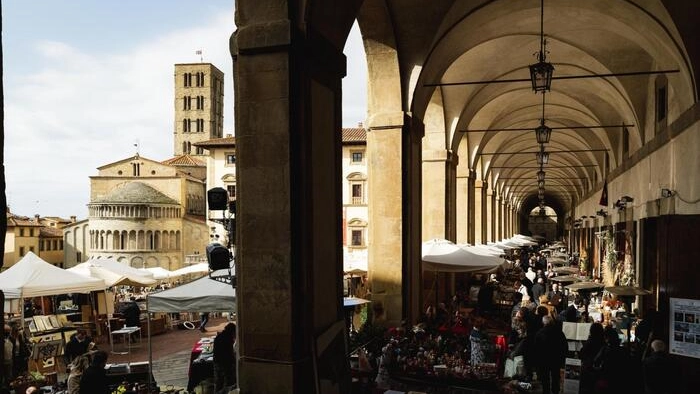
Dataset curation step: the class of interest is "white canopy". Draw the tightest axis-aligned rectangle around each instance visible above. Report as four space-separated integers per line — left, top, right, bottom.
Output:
170 262 210 277
139 267 174 280
0 252 106 298
67 263 156 287
85 257 155 278
147 275 236 313
422 239 505 273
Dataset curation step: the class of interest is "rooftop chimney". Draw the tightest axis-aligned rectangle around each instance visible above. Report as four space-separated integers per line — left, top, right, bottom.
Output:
70 216 77 223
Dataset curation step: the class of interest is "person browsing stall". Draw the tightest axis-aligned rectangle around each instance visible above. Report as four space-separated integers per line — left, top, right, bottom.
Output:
213 323 237 392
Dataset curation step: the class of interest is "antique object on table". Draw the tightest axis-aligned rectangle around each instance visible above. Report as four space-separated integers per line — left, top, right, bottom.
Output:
604 286 653 346
565 281 605 314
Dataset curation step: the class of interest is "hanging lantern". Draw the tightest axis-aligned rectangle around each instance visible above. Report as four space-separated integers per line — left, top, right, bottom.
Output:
536 149 549 165
529 47 554 93
537 170 546 182
535 121 552 144
538 180 545 189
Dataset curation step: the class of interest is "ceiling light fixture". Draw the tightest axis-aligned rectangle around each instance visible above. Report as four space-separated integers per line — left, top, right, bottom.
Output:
529 0 554 92
536 146 549 165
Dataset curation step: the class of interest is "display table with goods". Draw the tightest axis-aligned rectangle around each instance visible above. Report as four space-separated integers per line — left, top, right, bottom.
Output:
373 327 506 392
187 336 216 392
104 362 157 394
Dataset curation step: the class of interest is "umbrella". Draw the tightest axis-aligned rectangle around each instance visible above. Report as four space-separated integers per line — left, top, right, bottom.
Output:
565 281 605 291
604 286 652 296
552 266 579 275
343 297 371 307
550 275 581 283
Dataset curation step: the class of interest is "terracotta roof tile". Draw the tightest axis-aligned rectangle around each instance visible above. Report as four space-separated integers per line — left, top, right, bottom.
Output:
193 136 236 148
40 227 64 237
162 154 206 166
342 127 367 143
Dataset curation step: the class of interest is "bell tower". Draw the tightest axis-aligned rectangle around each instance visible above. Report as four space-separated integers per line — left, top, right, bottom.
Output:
173 63 224 156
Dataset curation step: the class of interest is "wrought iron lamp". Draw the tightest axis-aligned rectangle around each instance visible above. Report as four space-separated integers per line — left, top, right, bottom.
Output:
536 146 549 165
535 119 552 144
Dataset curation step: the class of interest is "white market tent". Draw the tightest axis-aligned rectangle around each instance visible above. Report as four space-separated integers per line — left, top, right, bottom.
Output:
422 239 505 273
146 275 236 313
170 262 210 277
85 257 156 279
139 267 174 280
144 275 237 388
0 252 106 299
68 262 156 287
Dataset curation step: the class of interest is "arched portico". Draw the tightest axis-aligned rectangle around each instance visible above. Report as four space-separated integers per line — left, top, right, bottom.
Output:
232 1 700 393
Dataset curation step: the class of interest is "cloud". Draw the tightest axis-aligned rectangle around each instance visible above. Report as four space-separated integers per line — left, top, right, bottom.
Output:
5 12 367 219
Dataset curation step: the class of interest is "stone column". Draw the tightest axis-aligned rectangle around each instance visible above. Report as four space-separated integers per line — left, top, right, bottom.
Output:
467 171 476 244
485 187 494 242
473 179 484 244
422 149 452 240
233 5 349 392
367 113 421 326
495 193 502 241
455 167 469 244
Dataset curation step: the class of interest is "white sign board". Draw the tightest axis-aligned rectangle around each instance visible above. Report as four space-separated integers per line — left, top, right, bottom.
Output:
669 297 700 359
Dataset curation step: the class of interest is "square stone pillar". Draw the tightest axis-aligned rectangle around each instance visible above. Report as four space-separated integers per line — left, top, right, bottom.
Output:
467 171 476 244
456 172 470 244
367 113 421 326
233 5 350 392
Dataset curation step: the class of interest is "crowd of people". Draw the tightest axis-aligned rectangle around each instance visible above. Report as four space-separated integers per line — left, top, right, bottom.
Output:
351 246 683 394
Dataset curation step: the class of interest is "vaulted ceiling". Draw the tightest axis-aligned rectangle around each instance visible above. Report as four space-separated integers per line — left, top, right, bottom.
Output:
355 0 696 217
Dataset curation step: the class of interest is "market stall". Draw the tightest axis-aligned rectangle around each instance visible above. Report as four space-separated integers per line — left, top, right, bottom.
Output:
146 275 237 391
0 252 106 382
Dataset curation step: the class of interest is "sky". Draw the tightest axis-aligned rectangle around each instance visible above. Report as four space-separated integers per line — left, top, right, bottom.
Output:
3 0 367 219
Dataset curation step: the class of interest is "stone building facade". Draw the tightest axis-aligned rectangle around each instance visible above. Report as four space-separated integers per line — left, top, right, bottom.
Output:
3 211 72 269
79 154 209 270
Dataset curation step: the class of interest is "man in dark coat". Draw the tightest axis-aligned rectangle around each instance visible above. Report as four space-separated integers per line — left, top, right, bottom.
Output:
531 277 546 305
121 298 141 327
213 323 237 392
79 350 109 394
534 315 568 394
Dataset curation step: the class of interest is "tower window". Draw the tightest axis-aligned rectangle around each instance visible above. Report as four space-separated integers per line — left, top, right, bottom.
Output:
184 73 192 87
195 72 205 87
183 119 191 133
196 118 204 133
196 96 204 110
183 96 192 110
